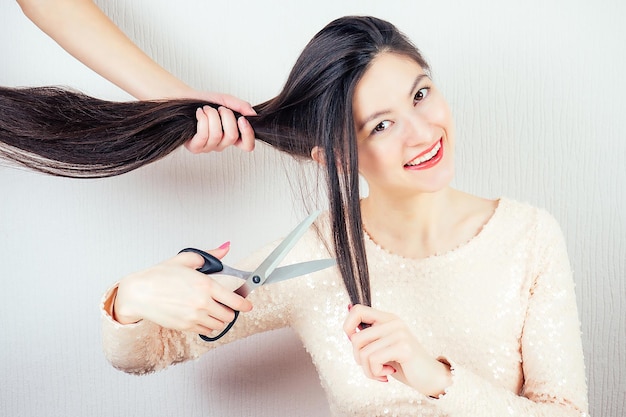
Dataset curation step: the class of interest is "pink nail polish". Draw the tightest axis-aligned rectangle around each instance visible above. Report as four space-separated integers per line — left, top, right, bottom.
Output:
218 241 231 249
348 303 353 311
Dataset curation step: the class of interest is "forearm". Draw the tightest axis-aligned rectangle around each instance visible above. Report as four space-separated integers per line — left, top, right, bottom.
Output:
101 284 204 374
18 0 193 100
429 362 588 416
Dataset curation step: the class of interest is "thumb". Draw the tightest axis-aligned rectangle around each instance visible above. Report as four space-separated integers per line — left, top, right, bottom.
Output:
206 241 231 260
217 94 257 116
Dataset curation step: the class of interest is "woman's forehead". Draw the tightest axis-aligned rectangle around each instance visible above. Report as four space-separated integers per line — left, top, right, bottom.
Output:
352 53 427 124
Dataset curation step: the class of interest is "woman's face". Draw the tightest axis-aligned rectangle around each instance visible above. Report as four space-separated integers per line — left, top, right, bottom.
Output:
352 52 455 197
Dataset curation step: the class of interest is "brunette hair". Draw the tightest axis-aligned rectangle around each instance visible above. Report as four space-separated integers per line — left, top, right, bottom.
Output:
0 16 429 307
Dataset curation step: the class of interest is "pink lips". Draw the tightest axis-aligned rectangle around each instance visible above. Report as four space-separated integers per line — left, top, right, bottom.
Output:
404 138 444 170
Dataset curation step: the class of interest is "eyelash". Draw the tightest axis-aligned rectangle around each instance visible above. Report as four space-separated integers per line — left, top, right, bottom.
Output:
413 86 430 102
371 86 431 135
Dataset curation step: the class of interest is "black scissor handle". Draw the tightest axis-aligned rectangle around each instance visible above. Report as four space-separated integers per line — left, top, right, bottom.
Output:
198 311 239 342
178 247 239 342
179 247 224 274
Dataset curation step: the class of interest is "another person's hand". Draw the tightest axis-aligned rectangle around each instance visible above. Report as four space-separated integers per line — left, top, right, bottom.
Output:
344 304 452 397
114 243 253 335
187 97 256 154
18 0 256 154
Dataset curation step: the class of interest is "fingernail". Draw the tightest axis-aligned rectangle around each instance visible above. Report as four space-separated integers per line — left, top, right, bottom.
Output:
218 241 231 249
348 303 353 311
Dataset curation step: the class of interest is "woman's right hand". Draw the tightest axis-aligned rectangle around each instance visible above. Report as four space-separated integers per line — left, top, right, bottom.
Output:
113 243 253 335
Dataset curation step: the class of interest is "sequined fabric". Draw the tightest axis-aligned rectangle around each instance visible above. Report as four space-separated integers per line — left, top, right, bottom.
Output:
101 199 589 416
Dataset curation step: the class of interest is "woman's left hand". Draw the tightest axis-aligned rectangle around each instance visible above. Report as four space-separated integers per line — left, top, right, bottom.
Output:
344 304 452 397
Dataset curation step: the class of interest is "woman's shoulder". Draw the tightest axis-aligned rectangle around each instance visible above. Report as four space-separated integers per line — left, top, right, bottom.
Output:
497 197 559 221
494 198 565 239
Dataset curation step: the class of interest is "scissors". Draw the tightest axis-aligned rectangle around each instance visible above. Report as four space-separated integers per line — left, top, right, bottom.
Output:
179 210 335 342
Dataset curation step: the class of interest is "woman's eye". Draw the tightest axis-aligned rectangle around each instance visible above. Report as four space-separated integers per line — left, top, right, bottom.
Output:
373 120 391 133
414 87 430 102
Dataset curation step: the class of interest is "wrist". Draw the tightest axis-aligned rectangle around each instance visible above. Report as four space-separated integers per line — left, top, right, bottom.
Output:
426 357 453 398
112 277 143 325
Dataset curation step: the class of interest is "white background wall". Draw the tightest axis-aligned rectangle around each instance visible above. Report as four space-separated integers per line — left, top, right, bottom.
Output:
0 1 624 416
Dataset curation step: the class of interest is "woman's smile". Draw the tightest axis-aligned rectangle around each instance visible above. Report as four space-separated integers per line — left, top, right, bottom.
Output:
404 138 443 170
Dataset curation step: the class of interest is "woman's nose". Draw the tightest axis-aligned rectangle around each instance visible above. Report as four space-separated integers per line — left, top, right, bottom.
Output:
402 112 434 146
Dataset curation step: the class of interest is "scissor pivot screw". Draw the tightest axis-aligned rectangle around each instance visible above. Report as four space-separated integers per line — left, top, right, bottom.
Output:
252 275 261 284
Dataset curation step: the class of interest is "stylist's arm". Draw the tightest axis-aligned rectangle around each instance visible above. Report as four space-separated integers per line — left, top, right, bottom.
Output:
17 0 256 153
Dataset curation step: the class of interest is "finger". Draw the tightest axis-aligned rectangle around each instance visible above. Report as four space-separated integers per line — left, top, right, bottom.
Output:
200 105 224 152
210 283 253 313
214 107 240 152
185 107 210 153
218 94 257 116
204 296 240 324
344 304 384 338
206 241 231 259
189 304 239 335
352 331 399 382
192 311 233 334
193 323 225 337
234 116 256 152
349 319 406 355
356 332 395 373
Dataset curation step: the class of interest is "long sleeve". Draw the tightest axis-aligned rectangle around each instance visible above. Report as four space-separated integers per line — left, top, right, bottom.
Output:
430 210 589 416
100 240 294 375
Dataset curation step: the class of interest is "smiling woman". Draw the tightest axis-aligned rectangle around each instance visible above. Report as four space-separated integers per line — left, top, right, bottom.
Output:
0 15 589 417
353 55 455 199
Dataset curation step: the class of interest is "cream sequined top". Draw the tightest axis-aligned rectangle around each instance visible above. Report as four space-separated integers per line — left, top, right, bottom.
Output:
101 199 589 416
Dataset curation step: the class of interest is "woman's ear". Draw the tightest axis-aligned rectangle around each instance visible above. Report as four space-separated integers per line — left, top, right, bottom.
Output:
311 146 326 166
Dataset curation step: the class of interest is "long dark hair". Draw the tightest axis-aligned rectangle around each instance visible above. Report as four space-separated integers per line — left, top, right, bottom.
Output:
0 16 429 307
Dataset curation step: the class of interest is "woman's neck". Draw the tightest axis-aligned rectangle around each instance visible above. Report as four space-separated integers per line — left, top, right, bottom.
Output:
360 188 496 259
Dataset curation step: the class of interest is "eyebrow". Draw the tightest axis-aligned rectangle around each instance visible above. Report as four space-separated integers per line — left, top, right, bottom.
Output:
356 73 429 132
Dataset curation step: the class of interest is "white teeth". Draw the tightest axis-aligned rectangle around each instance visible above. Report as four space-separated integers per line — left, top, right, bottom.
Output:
405 142 441 166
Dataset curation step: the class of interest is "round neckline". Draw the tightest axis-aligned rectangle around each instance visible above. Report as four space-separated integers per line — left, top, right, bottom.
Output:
363 198 504 263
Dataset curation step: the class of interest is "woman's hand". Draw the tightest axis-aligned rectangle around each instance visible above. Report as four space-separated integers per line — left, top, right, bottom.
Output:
344 304 452 397
114 244 253 335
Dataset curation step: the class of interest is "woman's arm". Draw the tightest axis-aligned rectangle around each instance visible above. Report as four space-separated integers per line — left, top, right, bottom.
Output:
101 244 253 374
345 211 589 416
101 241 294 374
430 214 589 415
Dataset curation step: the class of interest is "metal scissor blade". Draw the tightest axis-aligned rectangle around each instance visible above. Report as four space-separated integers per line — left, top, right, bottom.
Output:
251 210 321 283
264 258 336 285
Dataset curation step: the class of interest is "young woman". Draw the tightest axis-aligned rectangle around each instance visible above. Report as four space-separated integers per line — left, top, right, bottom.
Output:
0 16 588 416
